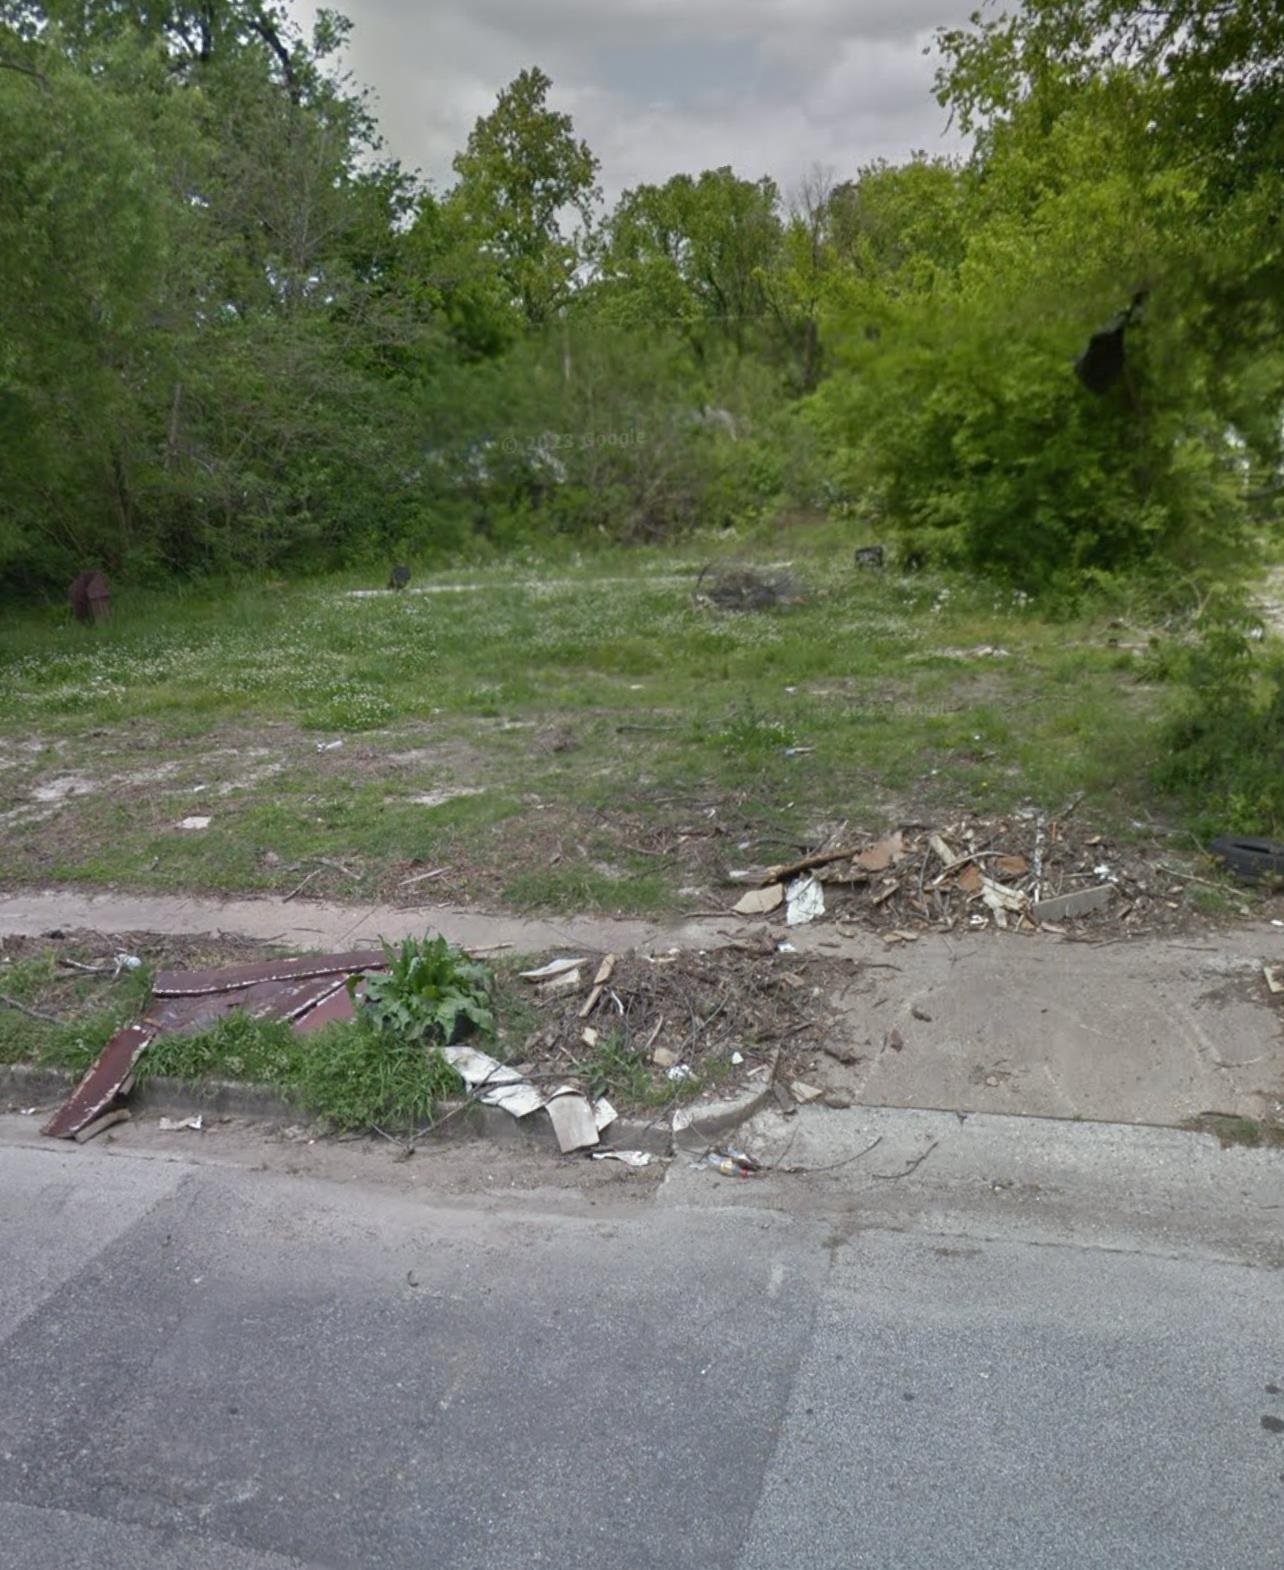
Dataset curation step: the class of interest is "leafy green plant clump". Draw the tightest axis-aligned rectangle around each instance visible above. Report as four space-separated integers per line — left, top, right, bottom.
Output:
357 935 495 1043
140 934 496 1132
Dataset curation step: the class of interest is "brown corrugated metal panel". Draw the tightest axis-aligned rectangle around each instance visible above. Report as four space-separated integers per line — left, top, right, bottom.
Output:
41 1024 154 1139
42 953 383 1140
152 950 385 997
146 973 354 1034
293 979 362 1034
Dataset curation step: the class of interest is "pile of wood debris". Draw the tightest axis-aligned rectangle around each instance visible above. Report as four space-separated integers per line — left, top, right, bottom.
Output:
515 944 845 1111
725 803 1204 937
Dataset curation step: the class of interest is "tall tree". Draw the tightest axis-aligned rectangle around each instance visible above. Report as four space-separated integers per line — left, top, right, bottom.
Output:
596 167 783 357
447 66 600 328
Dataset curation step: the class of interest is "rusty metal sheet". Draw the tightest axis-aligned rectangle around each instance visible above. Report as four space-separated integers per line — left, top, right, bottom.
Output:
42 1024 154 1140
294 978 363 1034
43 953 384 1140
147 973 355 1033
152 949 384 998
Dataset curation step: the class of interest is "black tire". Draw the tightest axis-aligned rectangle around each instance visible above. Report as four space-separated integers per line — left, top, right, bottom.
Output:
1208 835 1284 884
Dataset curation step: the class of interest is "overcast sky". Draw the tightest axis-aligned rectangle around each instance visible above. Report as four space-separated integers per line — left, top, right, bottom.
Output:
291 0 975 204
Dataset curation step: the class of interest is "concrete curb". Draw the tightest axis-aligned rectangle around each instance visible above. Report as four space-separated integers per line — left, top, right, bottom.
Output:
0 1063 677 1153
671 1082 776 1152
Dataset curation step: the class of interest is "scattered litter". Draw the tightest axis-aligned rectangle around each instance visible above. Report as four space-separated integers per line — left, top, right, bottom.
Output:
397 867 447 888
730 1050 744 1066
666 1063 695 1082
592 1150 653 1168
316 739 344 752
18 1106 37 1116
593 1097 618 1132
982 876 1029 928
784 745 816 758
519 957 587 982
734 884 785 916
777 941 797 953
538 967 582 995
114 953 143 971
854 831 907 874
177 816 211 831
785 874 825 927
158 1114 204 1132
579 953 618 1016
580 1026 599 1048
1265 964 1284 996
705 1153 754 1177
790 1079 824 1103
703 1145 763 1178
441 1045 547 1119
546 1091 602 1153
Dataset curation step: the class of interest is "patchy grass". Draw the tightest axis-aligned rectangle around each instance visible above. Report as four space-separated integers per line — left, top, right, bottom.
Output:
1184 1112 1284 1150
0 948 153 1076
0 528 1224 915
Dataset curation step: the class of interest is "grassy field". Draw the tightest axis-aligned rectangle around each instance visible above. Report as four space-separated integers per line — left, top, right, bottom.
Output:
0 527 1209 916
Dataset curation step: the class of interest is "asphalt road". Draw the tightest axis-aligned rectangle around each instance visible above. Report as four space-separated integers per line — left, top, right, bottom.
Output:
2 1114 1282 1570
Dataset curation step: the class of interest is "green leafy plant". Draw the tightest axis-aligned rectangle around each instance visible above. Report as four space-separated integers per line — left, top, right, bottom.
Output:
355 934 495 1045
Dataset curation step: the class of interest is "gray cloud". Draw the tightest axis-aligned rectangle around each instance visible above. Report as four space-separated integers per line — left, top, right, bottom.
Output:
294 0 973 202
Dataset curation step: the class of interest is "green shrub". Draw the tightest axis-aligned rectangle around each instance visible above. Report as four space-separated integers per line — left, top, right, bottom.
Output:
357 934 495 1044
1154 594 1284 835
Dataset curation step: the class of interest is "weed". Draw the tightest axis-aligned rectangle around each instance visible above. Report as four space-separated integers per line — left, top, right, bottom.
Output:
577 1031 652 1103
359 935 495 1044
1184 1113 1284 1150
1155 593 1284 837
292 1017 464 1132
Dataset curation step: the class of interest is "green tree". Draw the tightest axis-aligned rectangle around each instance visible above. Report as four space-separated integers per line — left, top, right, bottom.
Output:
447 66 600 328
595 167 784 358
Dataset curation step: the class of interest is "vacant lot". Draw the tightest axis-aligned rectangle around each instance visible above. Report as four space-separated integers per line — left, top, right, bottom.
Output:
0 535 1228 917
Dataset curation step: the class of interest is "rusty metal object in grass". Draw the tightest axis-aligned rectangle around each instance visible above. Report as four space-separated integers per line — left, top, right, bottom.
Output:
151 950 384 999
42 1024 154 1139
40 951 387 1139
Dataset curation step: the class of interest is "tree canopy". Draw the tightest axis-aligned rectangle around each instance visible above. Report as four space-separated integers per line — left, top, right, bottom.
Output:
1 2 1279 597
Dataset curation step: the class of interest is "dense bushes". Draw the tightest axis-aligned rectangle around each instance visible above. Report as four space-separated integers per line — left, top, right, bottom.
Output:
1155 596 1284 836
